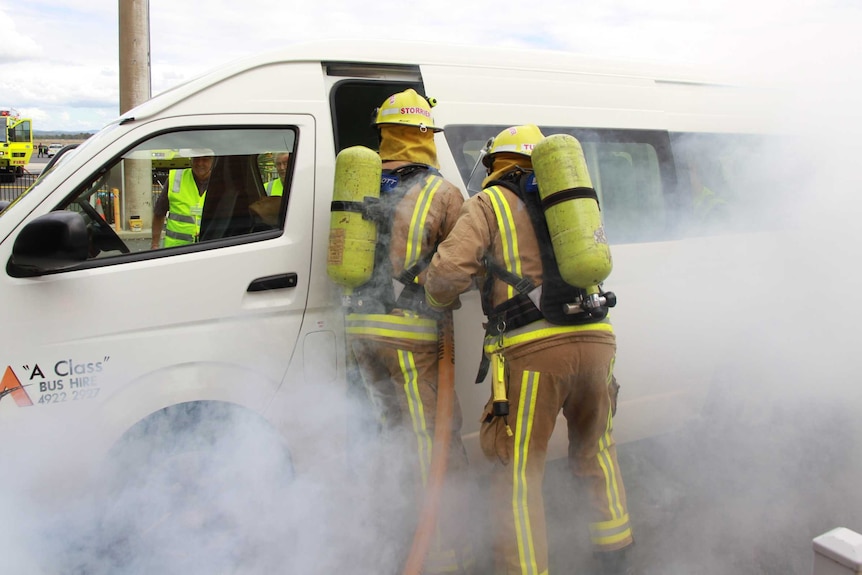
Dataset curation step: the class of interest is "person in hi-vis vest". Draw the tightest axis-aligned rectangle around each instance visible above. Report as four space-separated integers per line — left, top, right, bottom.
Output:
151 150 214 249
264 151 290 197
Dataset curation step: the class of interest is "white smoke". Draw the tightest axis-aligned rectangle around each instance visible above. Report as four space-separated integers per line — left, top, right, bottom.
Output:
0 379 455 574
566 15 862 575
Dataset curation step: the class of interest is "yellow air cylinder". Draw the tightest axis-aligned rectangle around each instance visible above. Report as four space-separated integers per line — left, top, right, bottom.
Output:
327 146 382 289
531 134 612 289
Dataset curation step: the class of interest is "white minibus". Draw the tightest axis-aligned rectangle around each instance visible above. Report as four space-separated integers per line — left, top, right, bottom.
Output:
0 40 777 530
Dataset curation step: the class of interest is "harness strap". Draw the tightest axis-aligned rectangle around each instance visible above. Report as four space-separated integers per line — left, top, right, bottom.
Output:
330 200 365 213
486 294 545 337
485 259 536 296
330 199 389 227
398 249 435 285
541 186 599 210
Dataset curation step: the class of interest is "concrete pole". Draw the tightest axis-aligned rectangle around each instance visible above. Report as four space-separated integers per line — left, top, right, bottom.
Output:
119 0 151 113
118 0 153 232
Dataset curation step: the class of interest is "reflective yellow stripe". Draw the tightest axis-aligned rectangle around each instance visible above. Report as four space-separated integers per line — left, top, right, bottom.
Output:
398 350 432 486
484 319 614 353
167 212 196 224
591 391 629 548
425 290 454 309
405 175 442 271
424 534 472 573
165 229 195 242
485 186 521 301
346 313 438 341
607 356 616 389
597 427 626 517
606 356 616 429
513 370 540 575
424 547 461 573
589 513 632 546
598 376 625 519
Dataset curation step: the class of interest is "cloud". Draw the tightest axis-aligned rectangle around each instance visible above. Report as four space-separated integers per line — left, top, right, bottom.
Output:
1 0 860 130
0 8 41 64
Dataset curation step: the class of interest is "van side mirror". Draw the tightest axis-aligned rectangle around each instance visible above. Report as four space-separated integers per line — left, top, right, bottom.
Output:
7 211 90 277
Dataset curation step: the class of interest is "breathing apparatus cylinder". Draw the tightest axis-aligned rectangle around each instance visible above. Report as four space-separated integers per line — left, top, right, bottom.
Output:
327 146 382 289
531 134 612 291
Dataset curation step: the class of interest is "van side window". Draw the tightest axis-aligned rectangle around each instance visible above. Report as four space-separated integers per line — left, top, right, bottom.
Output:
56 128 297 259
670 132 774 234
588 141 666 243
444 125 678 244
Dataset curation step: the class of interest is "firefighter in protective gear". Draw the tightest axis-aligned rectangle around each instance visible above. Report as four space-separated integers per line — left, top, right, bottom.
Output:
345 88 474 574
151 150 215 249
425 125 634 575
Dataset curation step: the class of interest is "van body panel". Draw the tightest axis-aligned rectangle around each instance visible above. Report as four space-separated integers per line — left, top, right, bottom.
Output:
422 63 665 129
0 114 317 477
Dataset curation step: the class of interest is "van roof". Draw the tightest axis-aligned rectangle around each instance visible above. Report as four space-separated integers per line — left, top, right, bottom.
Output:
120 40 742 126
255 39 713 80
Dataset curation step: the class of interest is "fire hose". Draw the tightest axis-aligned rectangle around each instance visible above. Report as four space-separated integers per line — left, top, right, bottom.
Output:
402 310 455 575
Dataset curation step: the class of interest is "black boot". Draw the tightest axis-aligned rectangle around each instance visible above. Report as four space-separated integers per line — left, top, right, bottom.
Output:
597 546 635 575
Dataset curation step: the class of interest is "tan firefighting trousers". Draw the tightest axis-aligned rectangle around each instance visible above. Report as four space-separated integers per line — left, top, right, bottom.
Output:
479 330 632 575
351 335 475 574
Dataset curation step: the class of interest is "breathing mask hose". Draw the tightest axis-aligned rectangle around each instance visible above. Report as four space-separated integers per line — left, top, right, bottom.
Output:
402 310 455 575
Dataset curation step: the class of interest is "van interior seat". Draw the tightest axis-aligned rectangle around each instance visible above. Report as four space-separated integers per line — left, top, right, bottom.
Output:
200 155 266 240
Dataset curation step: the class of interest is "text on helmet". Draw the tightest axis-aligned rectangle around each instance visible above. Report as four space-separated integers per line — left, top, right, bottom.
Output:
400 106 432 118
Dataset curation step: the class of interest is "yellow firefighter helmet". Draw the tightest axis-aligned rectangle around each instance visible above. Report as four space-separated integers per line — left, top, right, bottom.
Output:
482 124 545 168
374 88 442 132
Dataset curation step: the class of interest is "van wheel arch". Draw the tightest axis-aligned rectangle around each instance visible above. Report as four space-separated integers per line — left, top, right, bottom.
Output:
93 401 294 568
106 400 292 466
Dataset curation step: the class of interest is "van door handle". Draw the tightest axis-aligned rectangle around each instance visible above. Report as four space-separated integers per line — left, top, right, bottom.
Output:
247 273 298 292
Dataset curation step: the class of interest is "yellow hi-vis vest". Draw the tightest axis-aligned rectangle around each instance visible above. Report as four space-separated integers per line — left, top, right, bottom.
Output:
165 169 206 247
265 178 284 197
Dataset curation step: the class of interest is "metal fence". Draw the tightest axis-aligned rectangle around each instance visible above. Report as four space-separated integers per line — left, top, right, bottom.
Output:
0 173 163 230
0 173 39 202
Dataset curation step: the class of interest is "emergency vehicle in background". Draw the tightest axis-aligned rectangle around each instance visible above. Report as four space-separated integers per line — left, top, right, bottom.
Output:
0 41 779 512
0 107 33 183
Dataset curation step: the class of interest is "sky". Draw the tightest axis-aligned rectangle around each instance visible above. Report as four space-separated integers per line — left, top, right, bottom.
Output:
1 0 861 132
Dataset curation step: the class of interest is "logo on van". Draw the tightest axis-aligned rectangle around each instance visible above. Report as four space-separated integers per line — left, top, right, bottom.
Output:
0 366 34 408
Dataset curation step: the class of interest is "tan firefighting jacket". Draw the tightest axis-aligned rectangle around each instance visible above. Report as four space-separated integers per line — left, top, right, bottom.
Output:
426 182 613 354
345 160 464 351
